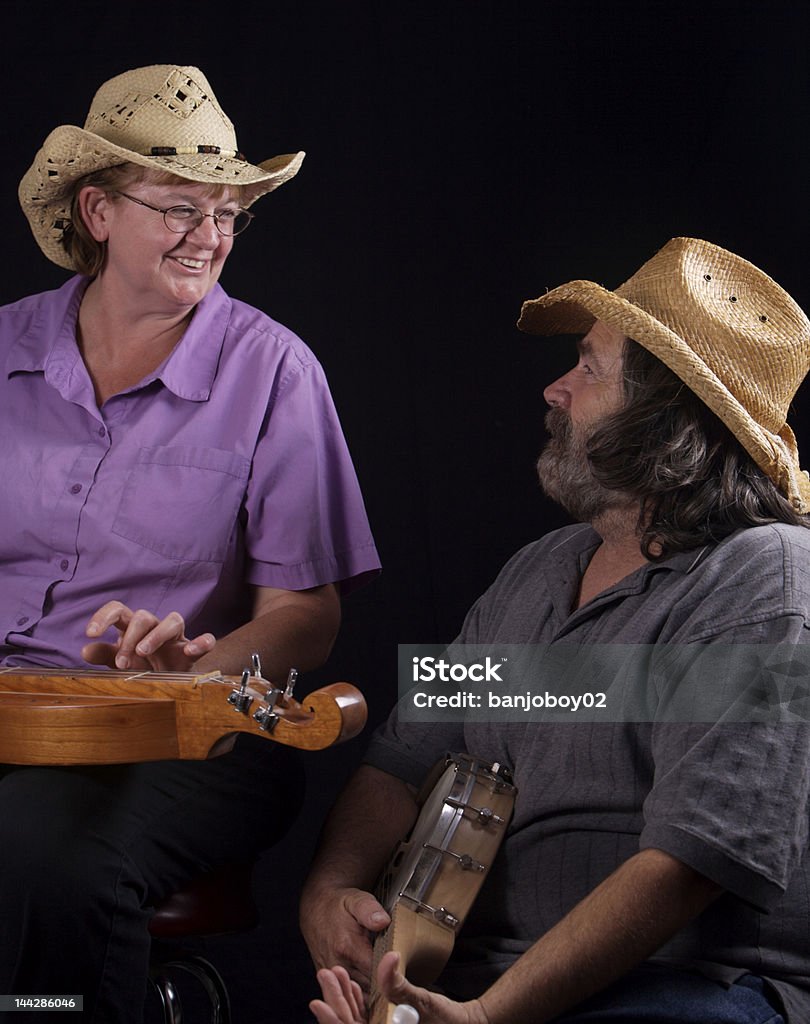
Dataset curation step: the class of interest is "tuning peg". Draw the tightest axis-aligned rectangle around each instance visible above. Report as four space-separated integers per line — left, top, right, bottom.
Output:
252 702 278 732
284 667 298 699
227 669 254 715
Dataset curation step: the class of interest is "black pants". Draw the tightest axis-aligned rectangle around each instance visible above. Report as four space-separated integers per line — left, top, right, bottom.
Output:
0 737 304 1023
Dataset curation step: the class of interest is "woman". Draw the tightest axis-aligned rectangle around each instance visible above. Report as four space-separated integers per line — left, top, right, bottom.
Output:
0 64 380 1020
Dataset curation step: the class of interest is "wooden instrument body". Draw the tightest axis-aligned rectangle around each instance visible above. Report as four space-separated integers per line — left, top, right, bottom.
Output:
0 667 366 764
370 753 516 1024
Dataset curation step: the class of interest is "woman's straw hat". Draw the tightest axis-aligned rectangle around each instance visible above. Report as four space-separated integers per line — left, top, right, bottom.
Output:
518 237 810 511
19 64 305 270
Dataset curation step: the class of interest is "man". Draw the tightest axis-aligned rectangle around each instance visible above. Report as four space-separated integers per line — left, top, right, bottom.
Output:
300 238 810 1023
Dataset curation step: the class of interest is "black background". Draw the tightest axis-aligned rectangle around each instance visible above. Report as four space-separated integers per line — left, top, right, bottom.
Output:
3 1 809 1020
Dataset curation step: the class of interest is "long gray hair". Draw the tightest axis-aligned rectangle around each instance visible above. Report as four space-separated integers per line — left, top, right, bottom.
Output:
585 339 808 559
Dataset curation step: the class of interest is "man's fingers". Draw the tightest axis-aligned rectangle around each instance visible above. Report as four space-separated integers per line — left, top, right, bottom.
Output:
376 953 484 1024
377 953 434 1019
315 968 365 1023
310 1000 342 1024
341 971 366 1020
378 951 410 1000
346 891 390 933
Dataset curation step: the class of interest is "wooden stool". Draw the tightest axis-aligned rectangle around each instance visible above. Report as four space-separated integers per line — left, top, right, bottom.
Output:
148 862 259 1024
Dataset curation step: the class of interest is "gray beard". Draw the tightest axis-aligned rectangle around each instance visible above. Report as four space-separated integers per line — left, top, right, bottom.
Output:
536 408 622 523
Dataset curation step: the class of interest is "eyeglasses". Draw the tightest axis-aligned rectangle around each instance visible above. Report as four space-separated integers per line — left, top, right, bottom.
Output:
114 191 255 236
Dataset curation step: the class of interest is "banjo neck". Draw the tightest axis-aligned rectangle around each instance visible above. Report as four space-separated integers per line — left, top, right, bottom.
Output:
368 754 516 1024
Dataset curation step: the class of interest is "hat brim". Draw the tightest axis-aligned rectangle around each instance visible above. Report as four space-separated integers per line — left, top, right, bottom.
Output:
19 124 304 270
518 280 810 512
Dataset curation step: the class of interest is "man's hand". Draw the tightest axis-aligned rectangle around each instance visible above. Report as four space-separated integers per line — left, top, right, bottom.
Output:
300 886 391 990
82 601 216 672
300 766 421 989
310 954 489 1024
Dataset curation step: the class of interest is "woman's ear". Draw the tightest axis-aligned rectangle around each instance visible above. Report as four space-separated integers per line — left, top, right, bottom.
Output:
77 186 113 242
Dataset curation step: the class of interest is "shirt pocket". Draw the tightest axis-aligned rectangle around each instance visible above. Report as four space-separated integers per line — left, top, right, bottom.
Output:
111 445 251 563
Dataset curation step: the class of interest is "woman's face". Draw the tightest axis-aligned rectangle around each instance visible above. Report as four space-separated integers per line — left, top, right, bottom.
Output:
83 178 239 314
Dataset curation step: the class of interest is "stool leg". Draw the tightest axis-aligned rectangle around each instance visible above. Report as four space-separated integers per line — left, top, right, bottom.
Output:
159 955 231 1024
148 971 183 1024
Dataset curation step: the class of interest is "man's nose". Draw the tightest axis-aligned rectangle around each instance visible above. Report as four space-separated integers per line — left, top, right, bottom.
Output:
543 371 572 409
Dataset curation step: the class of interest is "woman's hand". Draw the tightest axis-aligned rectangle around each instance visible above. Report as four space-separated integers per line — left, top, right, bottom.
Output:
82 601 216 672
310 954 489 1024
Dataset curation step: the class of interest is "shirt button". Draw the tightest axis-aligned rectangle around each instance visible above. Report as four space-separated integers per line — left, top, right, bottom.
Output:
60 559 69 572
98 426 106 437
16 616 28 626
70 483 82 494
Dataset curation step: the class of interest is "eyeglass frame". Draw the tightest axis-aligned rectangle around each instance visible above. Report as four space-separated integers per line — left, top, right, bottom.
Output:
113 190 255 236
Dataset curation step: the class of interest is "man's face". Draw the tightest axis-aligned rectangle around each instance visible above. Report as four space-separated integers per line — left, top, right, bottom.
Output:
543 319 626 428
536 320 627 521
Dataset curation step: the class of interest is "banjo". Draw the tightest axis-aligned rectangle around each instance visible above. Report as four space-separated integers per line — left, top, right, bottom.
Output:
369 753 516 1024
0 655 366 764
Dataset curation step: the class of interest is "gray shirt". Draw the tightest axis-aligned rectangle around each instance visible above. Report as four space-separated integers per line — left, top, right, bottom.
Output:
366 523 810 1020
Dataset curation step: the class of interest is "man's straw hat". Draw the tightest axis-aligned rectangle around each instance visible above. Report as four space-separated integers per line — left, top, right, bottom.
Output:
518 237 810 512
19 64 305 270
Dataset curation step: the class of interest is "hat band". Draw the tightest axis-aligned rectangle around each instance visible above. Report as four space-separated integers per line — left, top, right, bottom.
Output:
138 145 247 161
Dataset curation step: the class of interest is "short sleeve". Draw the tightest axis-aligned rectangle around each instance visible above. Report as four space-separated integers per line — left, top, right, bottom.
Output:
641 718 810 908
640 615 810 909
364 709 466 787
242 357 380 594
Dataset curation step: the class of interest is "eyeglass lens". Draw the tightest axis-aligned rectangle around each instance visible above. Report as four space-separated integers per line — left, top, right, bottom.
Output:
163 206 253 236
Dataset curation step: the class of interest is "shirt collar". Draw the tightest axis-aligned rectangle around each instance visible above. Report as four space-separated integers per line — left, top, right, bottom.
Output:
152 283 232 401
6 276 232 404
546 523 711 617
6 276 87 378
546 524 712 636
551 523 710 578
644 544 712 577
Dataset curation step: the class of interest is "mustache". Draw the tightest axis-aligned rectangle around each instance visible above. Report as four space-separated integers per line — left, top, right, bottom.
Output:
544 406 572 441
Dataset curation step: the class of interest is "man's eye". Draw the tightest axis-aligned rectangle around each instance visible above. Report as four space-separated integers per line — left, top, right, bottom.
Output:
215 209 238 220
169 206 198 219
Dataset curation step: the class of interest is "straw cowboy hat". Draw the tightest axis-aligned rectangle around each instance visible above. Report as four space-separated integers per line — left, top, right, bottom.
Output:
518 237 810 512
19 64 305 270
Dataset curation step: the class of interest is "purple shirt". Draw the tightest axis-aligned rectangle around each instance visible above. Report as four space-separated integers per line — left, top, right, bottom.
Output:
0 276 380 668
